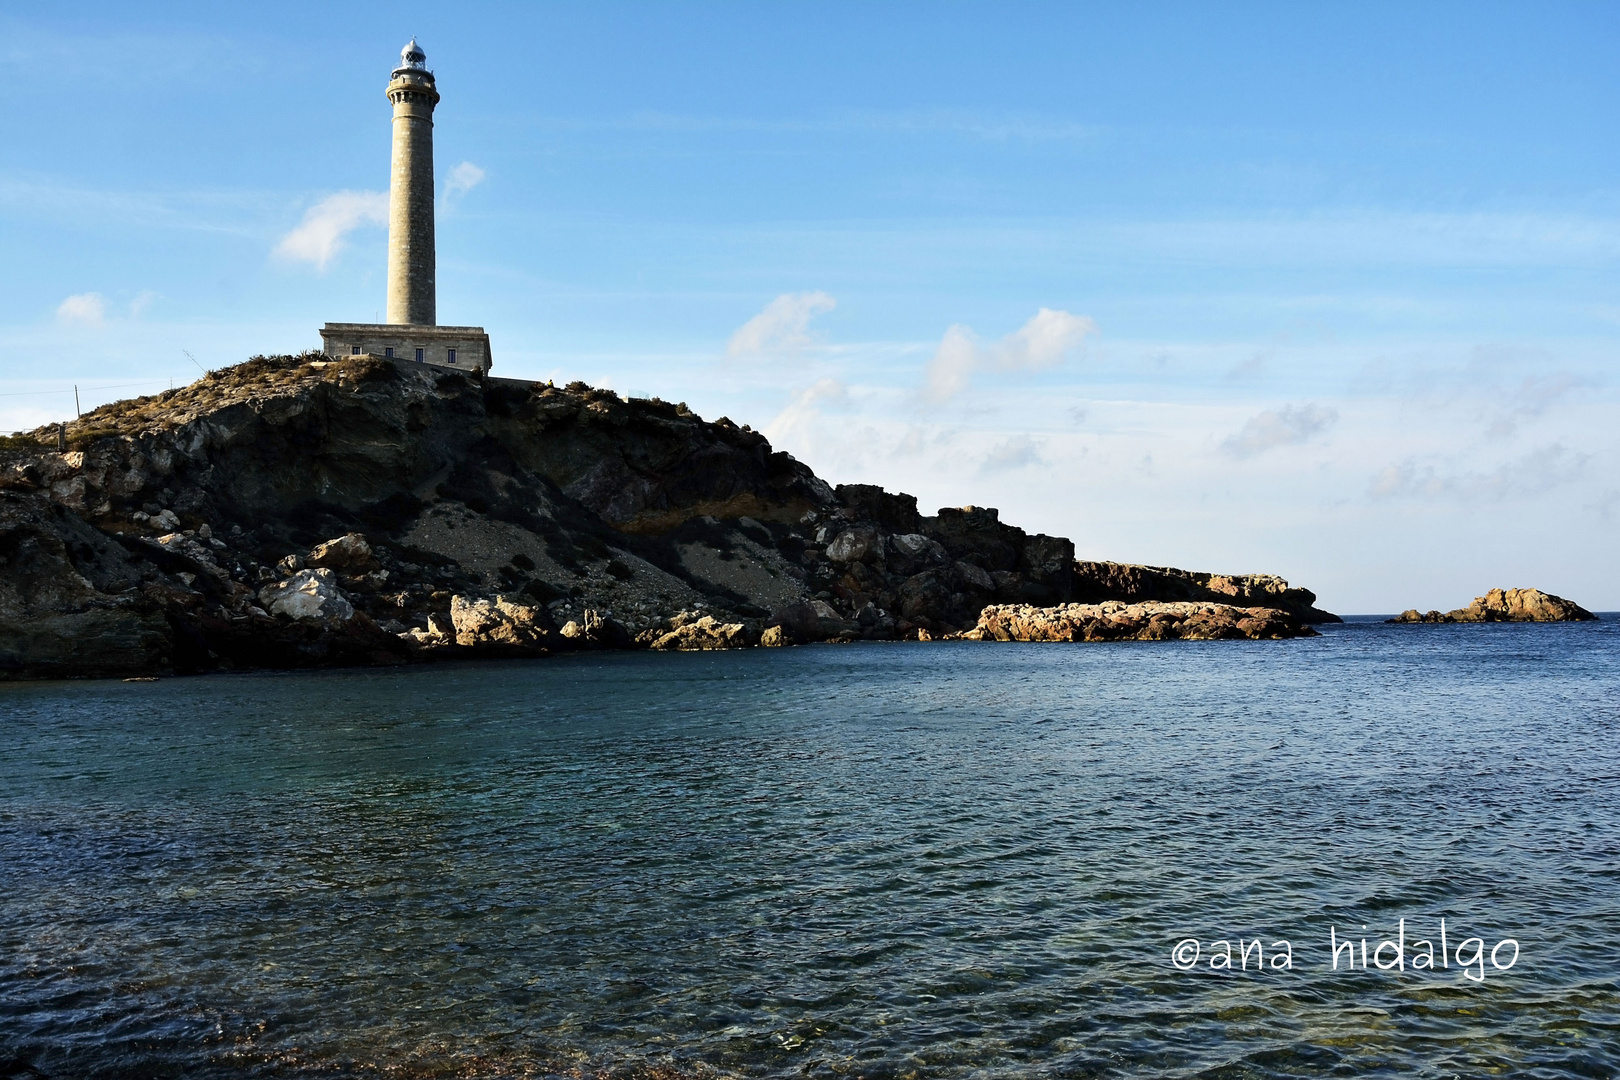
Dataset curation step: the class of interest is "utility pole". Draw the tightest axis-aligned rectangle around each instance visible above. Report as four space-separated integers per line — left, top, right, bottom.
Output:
74 385 81 418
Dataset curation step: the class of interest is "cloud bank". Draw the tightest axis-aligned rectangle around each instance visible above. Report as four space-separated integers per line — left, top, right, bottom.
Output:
273 191 388 270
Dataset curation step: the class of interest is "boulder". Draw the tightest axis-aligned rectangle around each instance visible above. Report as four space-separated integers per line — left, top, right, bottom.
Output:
556 608 630 649
891 532 947 562
258 569 355 622
581 609 631 648
650 614 758 650
155 531 220 568
770 599 852 642
955 560 996 593
897 571 952 620
826 526 882 565
450 594 560 653
307 532 377 571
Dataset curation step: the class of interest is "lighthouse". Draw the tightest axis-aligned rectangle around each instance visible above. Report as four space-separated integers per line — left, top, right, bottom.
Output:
386 38 438 326
321 39 492 374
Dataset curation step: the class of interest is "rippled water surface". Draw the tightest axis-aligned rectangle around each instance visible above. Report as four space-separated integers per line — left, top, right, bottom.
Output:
2 619 1618 1078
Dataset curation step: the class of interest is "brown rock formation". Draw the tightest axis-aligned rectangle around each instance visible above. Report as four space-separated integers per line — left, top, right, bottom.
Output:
650 614 757 651
1388 588 1596 624
962 601 1317 643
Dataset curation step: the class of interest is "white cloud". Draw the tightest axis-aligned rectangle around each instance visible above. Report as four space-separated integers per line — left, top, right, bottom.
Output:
444 161 486 205
56 292 106 326
923 307 1096 402
129 290 159 317
273 190 388 270
727 292 836 357
1222 403 1338 458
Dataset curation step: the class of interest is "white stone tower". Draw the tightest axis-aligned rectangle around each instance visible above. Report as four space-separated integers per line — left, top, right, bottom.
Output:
386 38 439 326
320 39 491 374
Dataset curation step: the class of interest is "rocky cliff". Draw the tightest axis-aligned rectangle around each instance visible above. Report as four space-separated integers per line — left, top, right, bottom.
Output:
1 354 1336 678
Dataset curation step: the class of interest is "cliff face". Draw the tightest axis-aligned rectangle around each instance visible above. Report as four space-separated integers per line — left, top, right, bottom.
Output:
0 354 1334 678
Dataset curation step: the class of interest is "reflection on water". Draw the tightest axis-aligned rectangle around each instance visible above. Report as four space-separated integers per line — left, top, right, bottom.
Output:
2 619 1617 1078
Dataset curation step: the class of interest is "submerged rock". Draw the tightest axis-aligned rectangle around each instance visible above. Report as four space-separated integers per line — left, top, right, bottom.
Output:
1388 588 1595 624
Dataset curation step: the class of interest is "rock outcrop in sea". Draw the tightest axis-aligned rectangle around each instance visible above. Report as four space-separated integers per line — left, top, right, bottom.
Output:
1 354 1338 678
960 601 1316 642
1388 588 1596 624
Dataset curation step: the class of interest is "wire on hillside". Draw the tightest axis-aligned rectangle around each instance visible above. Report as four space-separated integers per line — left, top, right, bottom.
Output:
0 381 171 399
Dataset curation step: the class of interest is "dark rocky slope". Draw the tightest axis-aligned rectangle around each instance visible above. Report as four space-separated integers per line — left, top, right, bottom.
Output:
1 354 1334 678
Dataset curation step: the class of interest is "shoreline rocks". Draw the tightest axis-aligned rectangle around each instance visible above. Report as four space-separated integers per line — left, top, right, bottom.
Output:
959 601 1318 642
1071 561 1339 624
1389 588 1596 624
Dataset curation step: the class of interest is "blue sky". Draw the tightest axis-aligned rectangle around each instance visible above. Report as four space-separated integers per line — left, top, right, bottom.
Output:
3 2 1617 612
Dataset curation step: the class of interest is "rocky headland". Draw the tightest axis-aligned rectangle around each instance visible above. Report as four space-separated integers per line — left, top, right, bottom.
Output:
1388 588 1596 624
1 354 1336 679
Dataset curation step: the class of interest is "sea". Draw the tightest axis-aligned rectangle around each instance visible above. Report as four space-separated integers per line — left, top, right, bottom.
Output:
1 617 1616 1079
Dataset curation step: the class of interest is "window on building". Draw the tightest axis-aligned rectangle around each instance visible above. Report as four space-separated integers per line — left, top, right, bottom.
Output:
415 348 424 362
351 345 361 355
447 348 457 364
384 347 394 358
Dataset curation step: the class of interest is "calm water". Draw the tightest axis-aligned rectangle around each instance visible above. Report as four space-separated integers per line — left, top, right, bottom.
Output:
1 619 1617 1079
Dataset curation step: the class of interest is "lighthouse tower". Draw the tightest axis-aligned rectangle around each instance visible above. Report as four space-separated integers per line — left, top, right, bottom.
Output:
386 38 438 325
320 39 492 374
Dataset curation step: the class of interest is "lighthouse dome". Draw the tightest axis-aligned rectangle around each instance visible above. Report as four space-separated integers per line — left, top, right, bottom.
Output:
400 38 427 69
